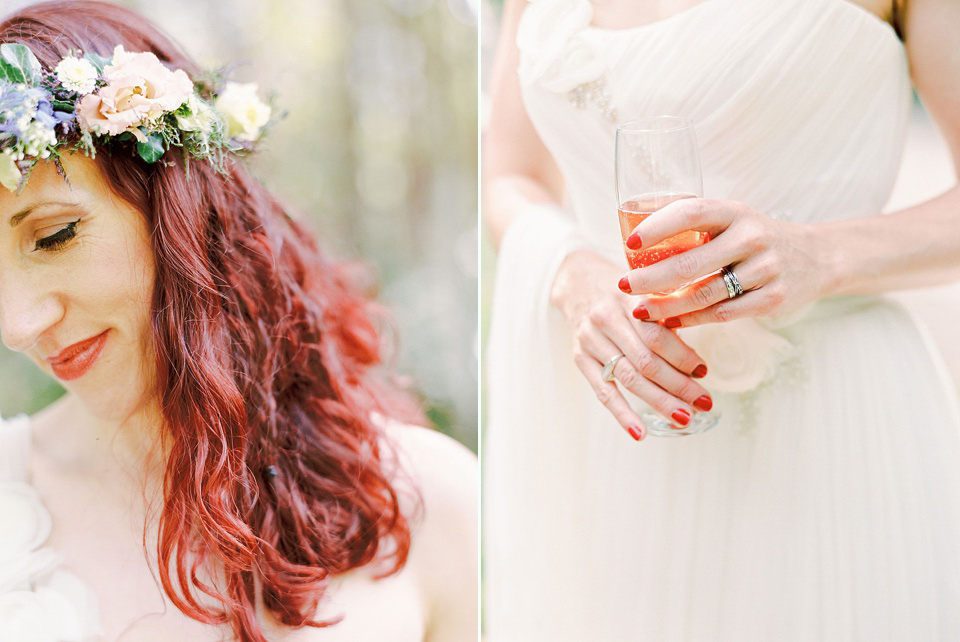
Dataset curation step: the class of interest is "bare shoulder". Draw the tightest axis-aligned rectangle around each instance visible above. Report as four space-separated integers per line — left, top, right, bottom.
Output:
380 419 478 553
380 419 479 642
383 420 478 504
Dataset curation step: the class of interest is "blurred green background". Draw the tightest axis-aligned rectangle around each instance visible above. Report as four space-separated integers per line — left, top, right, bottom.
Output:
0 0 478 452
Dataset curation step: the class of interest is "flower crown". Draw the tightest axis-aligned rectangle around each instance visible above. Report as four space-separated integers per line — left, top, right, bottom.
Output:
0 42 273 193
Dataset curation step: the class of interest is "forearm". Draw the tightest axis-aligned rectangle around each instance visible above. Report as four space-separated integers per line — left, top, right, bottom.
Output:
482 0 564 251
818 184 960 297
482 171 562 250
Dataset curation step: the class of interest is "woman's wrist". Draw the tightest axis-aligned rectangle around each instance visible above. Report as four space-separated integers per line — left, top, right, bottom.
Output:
808 218 869 299
796 220 846 300
549 250 584 318
550 249 609 321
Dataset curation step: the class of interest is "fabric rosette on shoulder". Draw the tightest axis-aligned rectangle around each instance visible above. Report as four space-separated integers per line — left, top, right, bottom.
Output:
515 0 608 94
0 481 101 641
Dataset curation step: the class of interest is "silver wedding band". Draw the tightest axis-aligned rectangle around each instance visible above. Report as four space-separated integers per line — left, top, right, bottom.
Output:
721 266 743 299
601 353 625 382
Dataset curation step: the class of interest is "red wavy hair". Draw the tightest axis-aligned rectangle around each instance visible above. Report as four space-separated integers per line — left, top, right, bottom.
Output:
0 2 423 639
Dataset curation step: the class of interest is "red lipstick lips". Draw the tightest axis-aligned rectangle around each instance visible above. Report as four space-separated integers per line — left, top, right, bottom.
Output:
46 331 108 381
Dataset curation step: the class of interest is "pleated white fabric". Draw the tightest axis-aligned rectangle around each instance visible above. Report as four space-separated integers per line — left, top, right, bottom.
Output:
484 0 960 639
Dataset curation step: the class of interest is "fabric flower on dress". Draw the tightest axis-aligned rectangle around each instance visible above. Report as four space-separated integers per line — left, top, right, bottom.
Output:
516 0 608 94
680 318 797 394
0 482 53 568
0 482 99 641
0 587 84 642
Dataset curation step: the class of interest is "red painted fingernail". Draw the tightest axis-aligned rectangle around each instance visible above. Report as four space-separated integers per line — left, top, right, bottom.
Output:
632 304 650 320
693 395 713 412
671 409 691 426
691 363 708 378
626 233 642 250
664 317 682 329
627 426 643 441
618 276 631 293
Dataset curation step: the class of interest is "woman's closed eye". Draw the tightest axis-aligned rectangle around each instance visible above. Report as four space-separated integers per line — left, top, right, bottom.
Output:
33 219 81 252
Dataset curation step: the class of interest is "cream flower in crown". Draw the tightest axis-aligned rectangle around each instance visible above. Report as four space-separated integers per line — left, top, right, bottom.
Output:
216 81 271 142
0 153 19 192
176 94 220 135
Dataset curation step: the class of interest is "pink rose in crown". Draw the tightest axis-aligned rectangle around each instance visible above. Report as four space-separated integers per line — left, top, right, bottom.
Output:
77 45 193 139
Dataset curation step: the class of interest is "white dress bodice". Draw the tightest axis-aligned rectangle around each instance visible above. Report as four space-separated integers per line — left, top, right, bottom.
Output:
517 0 910 255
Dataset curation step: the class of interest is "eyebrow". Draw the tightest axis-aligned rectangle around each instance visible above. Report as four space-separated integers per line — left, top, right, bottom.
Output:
9 201 83 227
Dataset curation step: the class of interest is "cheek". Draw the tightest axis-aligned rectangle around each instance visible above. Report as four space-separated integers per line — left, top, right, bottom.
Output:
79 225 155 339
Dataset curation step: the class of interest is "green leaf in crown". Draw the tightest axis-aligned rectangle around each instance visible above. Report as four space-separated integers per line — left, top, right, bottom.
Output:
0 43 42 85
81 51 109 75
137 132 167 164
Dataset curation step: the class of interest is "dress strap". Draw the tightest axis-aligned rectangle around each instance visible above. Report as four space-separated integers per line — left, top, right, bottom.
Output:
0 415 31 483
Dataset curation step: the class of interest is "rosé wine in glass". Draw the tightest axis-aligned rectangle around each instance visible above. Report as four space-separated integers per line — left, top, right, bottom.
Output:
618 192 709 275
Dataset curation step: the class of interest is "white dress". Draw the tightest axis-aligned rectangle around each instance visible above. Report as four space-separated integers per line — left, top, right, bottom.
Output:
0 415 102 642
484 0 960 639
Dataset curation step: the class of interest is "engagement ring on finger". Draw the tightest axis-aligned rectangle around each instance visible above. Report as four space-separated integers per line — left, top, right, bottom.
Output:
721 266 744 299
601 354 625 382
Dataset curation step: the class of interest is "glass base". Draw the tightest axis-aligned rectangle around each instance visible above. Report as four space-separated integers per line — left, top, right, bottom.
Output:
642 411 720 437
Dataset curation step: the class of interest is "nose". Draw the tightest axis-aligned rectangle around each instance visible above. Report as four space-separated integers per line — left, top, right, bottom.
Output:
0 268 65 353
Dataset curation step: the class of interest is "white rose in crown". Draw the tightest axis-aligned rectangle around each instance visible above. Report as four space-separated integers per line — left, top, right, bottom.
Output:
680 318 797 393
215 82 271 142
54 56 98 95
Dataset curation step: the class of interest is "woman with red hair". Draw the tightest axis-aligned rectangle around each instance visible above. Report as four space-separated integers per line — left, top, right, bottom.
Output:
0 2 477 640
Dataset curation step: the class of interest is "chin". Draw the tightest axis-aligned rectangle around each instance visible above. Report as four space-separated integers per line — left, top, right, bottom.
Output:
62 356 157 424
67 380 150 423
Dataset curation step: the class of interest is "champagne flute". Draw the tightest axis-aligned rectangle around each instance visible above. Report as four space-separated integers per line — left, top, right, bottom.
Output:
615 116 719 437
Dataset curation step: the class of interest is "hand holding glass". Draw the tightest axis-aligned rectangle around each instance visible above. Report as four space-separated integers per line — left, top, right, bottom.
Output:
615 116 719 436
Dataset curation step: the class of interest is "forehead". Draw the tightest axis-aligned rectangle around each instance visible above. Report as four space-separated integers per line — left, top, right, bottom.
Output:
0 154 109 217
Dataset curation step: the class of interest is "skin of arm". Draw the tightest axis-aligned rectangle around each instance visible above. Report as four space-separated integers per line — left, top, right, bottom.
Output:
818 0 960 297
483 0 564 250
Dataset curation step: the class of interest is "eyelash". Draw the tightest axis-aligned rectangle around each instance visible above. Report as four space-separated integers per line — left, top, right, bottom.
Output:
33 219 81 252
